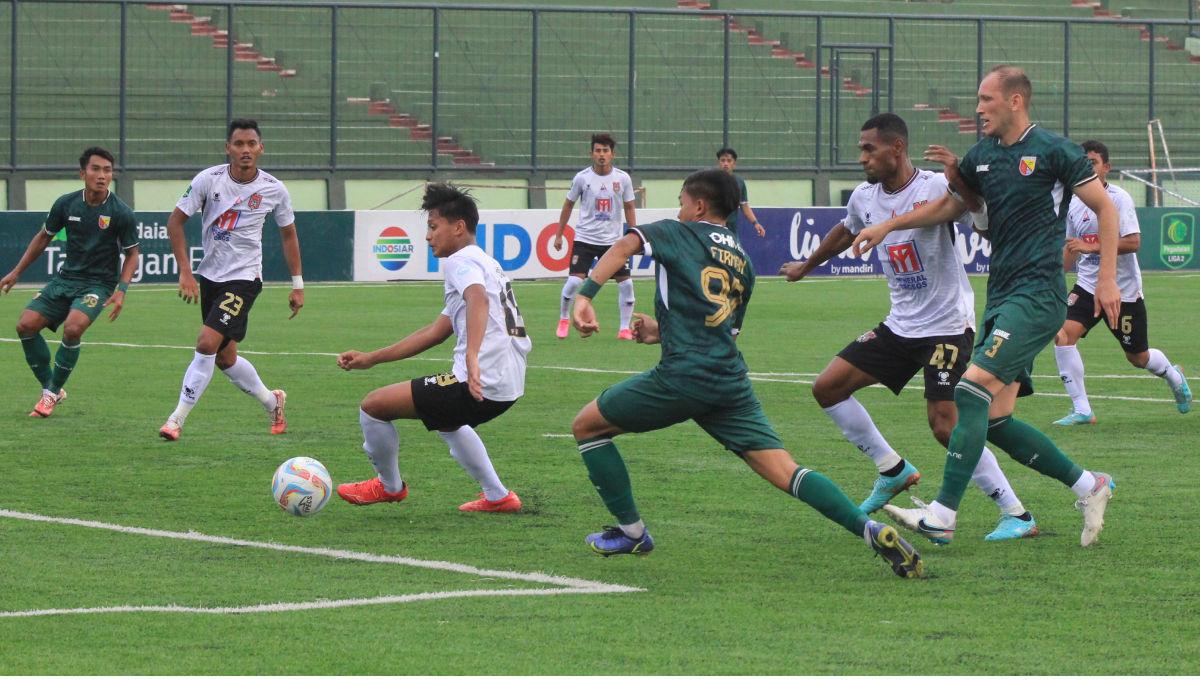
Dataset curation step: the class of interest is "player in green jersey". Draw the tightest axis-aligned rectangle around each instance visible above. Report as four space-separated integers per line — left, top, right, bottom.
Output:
850 65 1121 548
567 169 924 579
1 147 140 417
716 147 764 238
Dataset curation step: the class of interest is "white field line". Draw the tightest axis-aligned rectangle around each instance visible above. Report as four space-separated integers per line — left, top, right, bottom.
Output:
0 508 641 618
0 338 1176 403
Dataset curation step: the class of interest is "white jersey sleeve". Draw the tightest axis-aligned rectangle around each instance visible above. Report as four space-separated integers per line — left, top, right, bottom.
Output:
177 170 212 217
621 172 636 204
842 183 871 234
273 183 296 228
566 172 585 203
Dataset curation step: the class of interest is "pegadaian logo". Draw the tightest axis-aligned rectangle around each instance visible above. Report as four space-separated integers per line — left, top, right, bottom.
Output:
374 226 415 271
1160 212 1194 269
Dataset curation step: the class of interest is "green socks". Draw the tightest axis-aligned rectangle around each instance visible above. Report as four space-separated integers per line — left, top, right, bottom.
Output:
788 467 868 536
578 436 640 525
20 334 52 388
935 379 992 511
987 415 1085 488
48 342 81 392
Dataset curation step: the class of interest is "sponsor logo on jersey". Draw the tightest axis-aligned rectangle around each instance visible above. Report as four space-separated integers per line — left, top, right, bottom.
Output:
68 216 81 222
1160 212 1194 269
214 192 221 202
98 215 111 230
976 164 990 172
596 197 612 213
913 200 928 210
1018 156 1037 176
1081 233 1099 244
248 193 262 210
886 240 924 274
374 226 414 271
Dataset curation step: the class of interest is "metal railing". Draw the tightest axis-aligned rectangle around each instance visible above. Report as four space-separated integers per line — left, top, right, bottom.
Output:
1 0 1199 172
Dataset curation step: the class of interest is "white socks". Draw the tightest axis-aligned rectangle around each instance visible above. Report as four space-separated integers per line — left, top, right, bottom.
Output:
928 500 957 527
822 398 902 471
438 426 508 501
560 277 583 319
1054 344 1092 415
170 351 216 424
1145 348 1183 389
620 520 646 539
618 279 636 330
221 356 277 412
971 446 1026 516
1071 470 1098 499
359 408 404 493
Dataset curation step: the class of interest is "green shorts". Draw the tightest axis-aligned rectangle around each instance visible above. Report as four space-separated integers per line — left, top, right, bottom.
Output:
972 292 1065 393
596 367 785 455
25 277 114 331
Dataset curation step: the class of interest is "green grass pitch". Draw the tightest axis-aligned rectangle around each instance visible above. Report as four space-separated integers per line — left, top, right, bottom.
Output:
1 273 1197 674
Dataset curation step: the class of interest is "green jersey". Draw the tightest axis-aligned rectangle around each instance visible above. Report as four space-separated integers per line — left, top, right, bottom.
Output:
634 218 754 403
43 190 138 286
958 125 1095 302
724 174 748 230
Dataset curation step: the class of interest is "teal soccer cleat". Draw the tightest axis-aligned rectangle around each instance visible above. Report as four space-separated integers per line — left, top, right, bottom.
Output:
1053 411 1097 426
859 460 921 514
1170 365 1192 414
984 513 1040 541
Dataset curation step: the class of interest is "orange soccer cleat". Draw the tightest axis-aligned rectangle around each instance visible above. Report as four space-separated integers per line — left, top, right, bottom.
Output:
458 490 522 513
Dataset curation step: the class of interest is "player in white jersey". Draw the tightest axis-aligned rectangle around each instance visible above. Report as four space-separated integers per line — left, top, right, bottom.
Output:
552 133 638 339
1052 139 1192 424
159 119 304 441
780 114 1036 540
335 183 531 513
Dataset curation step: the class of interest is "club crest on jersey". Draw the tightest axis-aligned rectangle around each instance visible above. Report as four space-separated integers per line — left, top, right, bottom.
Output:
1019 156 1037 176
613 181 621 194
912 200 928 210
248 193 262 210
98 215 111 230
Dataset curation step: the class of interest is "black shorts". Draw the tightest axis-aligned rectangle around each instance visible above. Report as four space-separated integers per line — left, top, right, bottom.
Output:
410 373 516 431
837 322 974 401
198 275 263 344
1065 284 1149 353
569 240 631 277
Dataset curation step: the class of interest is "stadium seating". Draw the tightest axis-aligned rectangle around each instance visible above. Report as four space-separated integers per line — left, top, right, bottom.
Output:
2 0 1197 170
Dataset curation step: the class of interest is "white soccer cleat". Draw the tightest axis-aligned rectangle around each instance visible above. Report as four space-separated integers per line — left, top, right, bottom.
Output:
1076 472 1115 547
883 497 955 545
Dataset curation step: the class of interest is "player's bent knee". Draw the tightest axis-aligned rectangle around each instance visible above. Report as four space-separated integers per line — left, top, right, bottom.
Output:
1126 351 1149 368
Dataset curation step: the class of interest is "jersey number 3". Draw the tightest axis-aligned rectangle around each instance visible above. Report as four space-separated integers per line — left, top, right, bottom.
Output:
701 266 745 327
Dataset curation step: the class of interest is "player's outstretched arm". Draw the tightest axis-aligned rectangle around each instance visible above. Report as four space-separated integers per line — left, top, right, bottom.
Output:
780 222 852 281
553 199 575 251
0 229 53 294
851 193 965 256
104 245 140 321
279 223 304 319
572 232 644 337
462 284 488 401
337 314 454 370
1074 179 1122 327
166 207 199 304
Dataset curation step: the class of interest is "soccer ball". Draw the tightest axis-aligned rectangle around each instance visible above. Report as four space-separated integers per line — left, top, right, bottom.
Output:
272 457 332 517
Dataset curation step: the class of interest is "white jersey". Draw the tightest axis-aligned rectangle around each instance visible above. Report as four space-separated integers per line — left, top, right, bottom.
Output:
440 245 532 402
1066 183 1142 302
177 164 296 282
566 166 635 246
844 170 975 337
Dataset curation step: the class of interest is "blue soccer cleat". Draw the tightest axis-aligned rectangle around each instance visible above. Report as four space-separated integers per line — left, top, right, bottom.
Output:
1053 411 1097 426
859 460 921 514
586 526 655 556
865 520 924 579
1170 366 1192 414
984 513 1040 541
